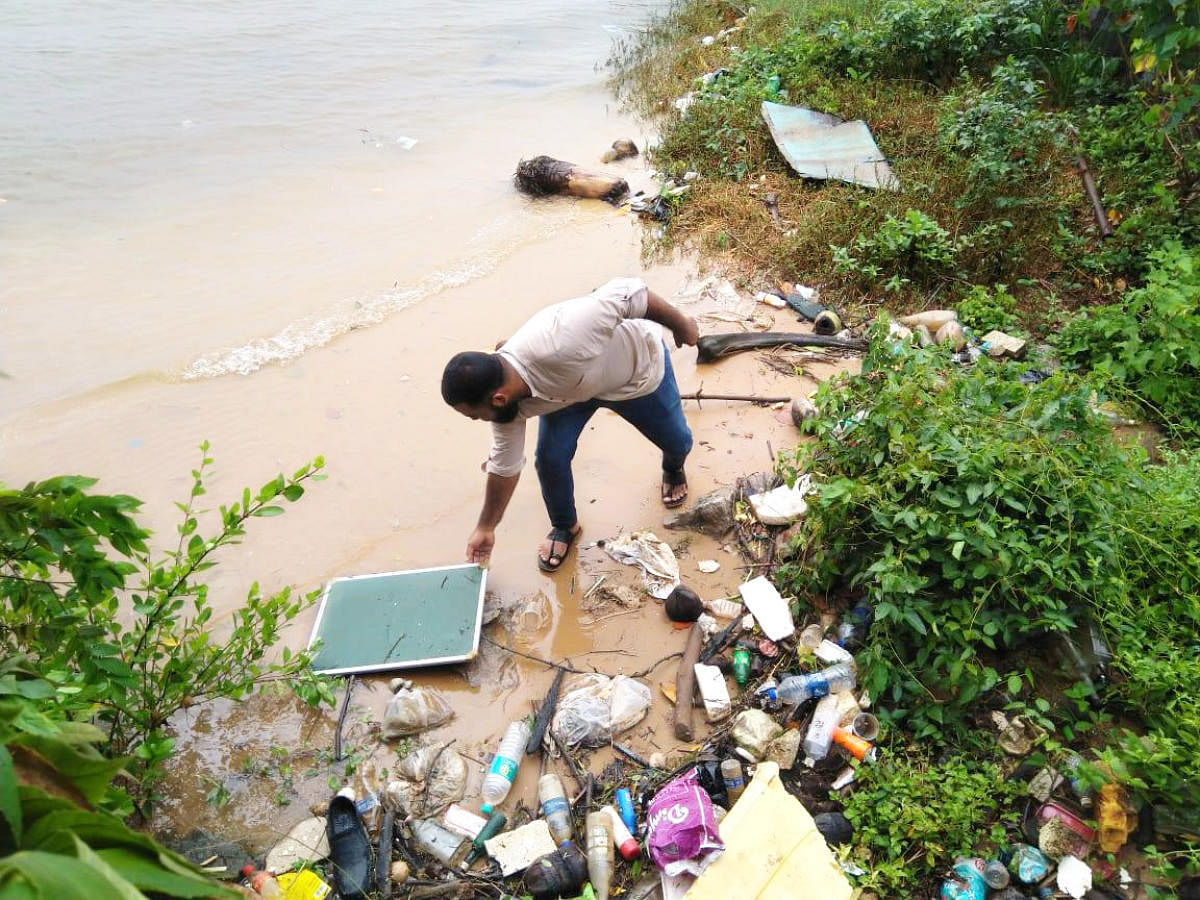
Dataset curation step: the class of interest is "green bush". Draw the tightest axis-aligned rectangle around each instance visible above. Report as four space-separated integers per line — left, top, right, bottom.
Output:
1095 448 1200 809
778 333 1134 735
938 61 1067 208
1057 241 1200 437
0 444 335 799
843 751 1022 895
1065 100 1200 277
956 283 1021 334
831 209 1013 292
814 0 1061 85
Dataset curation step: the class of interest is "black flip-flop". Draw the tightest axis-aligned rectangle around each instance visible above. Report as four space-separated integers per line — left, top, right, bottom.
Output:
662 469 689 509
326 794 373 899
538 526 579 573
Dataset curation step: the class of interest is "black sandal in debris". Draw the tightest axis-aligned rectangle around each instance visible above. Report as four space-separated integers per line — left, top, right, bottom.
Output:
538 526 580 573
662 468 689 509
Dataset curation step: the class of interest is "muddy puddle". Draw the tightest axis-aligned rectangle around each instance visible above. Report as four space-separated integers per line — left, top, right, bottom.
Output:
148 301 861 857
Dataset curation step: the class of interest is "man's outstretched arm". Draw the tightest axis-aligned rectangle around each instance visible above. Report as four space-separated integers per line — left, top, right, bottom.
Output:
643 289 699 348
466 471 520 564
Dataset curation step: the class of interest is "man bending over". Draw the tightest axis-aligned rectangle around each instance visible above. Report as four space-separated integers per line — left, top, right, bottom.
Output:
440 277 698 571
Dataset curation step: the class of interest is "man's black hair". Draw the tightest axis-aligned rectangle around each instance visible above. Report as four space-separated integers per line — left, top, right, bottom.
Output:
441 351 504 406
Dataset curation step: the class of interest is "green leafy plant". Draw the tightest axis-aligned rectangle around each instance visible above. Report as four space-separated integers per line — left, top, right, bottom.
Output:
778 331 1135 736
831 209 1003 292
843 750 1022 894
0 659 236 898
939 60 1068 207
1057 241 1200 437
956 283 1021 333
0 444 335 796
814 0 1062 85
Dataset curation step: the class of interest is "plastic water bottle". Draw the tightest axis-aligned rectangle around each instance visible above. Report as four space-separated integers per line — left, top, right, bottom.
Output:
983 859 1010 889
705 597 743 619
481 720 532 814
775 662 856 704
803 692 843 765
720 758 745 803
538 774 573 845
586 811 614 900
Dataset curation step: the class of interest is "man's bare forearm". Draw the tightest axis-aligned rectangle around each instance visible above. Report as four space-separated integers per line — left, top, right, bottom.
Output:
644 289 699 347
478 472 520 529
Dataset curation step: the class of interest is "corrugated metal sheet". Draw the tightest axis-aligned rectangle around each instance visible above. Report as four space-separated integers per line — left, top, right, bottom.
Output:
761 101 899 191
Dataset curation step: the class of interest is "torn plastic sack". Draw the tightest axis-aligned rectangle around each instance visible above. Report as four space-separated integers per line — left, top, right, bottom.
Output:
602 532 680 599
548 674 652 750
748 475 813 525
384 742 467 818
382 686 455 738
646 769 725 877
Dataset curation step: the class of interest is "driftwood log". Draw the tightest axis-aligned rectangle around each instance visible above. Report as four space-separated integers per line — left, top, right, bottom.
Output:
673 623 704 741
696 331 868 363
601 139 639 163
514 155 629 204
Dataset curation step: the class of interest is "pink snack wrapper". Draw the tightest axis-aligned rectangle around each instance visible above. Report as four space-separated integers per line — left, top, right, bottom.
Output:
646 769 725 876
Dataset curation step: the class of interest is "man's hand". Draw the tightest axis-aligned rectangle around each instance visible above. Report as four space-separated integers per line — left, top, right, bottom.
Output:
671 316 699 348
466 527 495 565
644 289 700 348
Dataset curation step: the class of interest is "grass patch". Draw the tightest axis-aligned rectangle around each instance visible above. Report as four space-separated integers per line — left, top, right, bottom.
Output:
611 0 1198 336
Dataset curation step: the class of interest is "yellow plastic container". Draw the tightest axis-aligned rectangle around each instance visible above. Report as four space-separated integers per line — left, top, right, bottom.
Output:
276 870 332 900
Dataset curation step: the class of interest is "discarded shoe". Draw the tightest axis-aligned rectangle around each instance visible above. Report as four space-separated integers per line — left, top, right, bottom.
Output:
326 794 373 899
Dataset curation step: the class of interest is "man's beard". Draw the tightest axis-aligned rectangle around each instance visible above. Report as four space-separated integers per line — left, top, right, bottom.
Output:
492 400 521 423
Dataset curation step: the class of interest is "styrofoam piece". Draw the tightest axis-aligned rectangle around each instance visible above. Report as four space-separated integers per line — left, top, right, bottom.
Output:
738 577 795 641
814 640 853 663
484 819 557 876
1056 855 1093 898
694 663 732 721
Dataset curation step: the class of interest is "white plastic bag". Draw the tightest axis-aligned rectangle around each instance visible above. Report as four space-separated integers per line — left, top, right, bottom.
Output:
609 675 652 734
748 475 813 526
602 532 681 599
549 674 652 749
382 686 455 737
384 742 467 817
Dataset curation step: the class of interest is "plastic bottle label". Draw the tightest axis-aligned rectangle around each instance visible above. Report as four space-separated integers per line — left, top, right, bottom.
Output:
542 796 569 816
488 754 518 782
808 675 831 699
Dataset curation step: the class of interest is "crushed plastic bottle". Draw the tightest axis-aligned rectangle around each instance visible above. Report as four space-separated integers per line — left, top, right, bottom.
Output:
773 662 856 704
481 720 532 813
720 758 745 803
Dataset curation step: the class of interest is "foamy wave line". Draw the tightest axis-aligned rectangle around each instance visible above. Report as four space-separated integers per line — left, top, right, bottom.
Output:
183 254 498 380
181 217 569 380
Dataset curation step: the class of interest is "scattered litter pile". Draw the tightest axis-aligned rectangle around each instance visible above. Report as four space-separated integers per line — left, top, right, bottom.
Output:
226 281 1187 898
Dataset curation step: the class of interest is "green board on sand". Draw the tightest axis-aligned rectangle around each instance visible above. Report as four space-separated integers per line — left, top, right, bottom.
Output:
306 563 487 675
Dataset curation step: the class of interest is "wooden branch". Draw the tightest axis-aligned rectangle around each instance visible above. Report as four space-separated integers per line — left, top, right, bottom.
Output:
679 389 791 404
674 624 704 741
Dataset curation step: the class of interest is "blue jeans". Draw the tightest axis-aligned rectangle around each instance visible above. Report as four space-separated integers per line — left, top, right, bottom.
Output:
535 349 693 529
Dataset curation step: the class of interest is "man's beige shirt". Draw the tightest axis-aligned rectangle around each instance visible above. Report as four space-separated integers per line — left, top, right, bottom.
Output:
486 277 665 477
